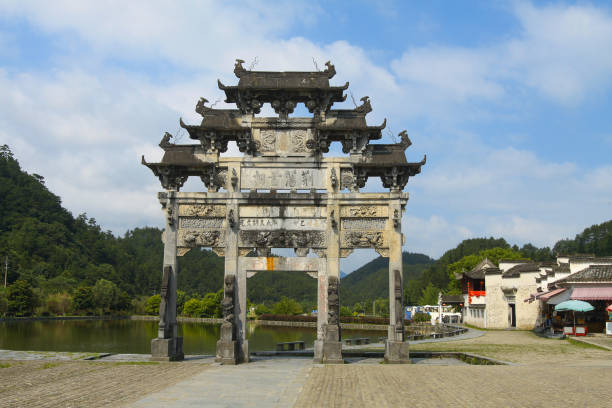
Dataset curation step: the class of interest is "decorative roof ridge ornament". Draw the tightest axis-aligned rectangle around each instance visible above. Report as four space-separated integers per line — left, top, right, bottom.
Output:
398 130 412 150
234 59 247 78
354 96 372 114
159 132 173 148
324 61 336 79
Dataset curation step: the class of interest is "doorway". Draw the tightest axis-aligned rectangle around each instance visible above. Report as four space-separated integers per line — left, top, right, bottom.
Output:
509 304 516 328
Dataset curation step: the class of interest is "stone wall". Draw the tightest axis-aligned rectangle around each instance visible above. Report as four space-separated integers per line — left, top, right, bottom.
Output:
485 274 509 329
515 271 542 329
463 306 486 328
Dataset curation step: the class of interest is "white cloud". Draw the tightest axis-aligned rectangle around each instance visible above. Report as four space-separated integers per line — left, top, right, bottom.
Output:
1 0 611 264
391 2 612 107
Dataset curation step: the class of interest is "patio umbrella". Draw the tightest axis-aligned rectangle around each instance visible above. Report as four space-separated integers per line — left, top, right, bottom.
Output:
607 304 612 312
555 300 594 332
554 300 594 312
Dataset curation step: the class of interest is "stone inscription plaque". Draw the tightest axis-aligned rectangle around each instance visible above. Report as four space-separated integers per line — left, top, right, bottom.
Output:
240 168 326 190
180 218 224 229
240 206 326 218
341 218 386 230
240 218 326 231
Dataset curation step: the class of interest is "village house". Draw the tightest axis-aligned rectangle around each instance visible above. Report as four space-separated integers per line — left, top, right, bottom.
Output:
456 255 612 330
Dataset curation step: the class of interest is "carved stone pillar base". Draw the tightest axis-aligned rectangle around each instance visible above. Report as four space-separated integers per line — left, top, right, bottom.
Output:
216 340 238 365
151 337 184 361
313 340 343 364
384 340 410 364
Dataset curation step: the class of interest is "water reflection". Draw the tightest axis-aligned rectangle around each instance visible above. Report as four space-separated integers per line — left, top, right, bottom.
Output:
0 320 381 355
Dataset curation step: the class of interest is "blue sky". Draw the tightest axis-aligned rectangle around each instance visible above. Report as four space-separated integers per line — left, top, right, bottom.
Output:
1 1 611 272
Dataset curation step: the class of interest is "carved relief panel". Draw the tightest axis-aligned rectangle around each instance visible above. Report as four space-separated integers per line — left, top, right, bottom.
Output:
239 230 326 249
252 128 315 156
339 205 388 218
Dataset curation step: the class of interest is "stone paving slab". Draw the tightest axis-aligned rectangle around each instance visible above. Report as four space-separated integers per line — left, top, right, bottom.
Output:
130 357 313 408
294 365 612 407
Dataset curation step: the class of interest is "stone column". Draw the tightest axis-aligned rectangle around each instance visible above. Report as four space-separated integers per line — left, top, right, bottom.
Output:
385 197 409 363
216 162 247 364
314 194 343 364
151 191 184 361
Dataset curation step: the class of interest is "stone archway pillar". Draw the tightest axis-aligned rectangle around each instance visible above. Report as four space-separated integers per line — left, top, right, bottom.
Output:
385 198 410 363
151 191 184 361
314 200 343 364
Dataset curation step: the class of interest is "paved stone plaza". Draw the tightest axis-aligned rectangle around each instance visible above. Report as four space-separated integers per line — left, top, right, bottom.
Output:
1 330 610 407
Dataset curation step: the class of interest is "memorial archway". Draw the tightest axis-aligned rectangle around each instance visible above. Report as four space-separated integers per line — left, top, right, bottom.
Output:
142 60 425 364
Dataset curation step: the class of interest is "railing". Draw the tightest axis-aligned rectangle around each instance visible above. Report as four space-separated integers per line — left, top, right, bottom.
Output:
468 290 486 304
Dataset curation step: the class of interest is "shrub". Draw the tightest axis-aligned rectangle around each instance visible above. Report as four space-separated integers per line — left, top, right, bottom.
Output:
72 286 94 313
46 292 73 315
145 295 161 315
131 296 148 315
182 298 203 317
271 297 303 315
92 279 120 314
254 303 271 316
7 280 37 316
412 312 431 323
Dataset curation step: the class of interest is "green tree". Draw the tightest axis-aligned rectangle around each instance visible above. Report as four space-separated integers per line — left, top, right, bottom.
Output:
418 283 440 306
271 296 303 315
92 279 119 314
72 286 94 313
446 247 525 292
340 305 352 316
145 294 161 315
200 289 223 317
46 292 73 315
7 280 37 316
0 287 8 317
177 290 188 315
254 303 271 316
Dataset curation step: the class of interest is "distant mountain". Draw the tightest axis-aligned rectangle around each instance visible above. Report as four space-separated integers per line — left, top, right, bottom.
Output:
340 271 348 279
340 253 434 305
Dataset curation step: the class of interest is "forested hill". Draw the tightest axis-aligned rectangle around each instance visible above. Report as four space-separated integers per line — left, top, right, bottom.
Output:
340 253 434 305
553 220 612 256
0 144 225 297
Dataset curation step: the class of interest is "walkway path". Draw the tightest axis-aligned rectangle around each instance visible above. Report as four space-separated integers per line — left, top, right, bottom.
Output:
1 331 610 407
131 357 312 408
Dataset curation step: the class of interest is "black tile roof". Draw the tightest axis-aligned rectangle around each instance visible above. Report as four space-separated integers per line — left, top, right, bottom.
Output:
502 262 540 278
556 265 612 283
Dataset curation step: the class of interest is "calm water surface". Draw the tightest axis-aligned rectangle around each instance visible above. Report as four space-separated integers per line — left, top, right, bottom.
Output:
0 320 381 354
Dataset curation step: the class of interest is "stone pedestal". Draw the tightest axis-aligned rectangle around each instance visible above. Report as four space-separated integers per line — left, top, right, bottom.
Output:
216 322 240 364
384 340 410 364
313 340 343 364
216 339 238 364
313 324 343 364
151 337 184 361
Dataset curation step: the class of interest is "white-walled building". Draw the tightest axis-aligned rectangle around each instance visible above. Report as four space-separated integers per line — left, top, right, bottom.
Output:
456 255 612 330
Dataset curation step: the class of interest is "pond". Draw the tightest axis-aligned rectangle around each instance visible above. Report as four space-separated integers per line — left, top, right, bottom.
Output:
0 320 382 355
